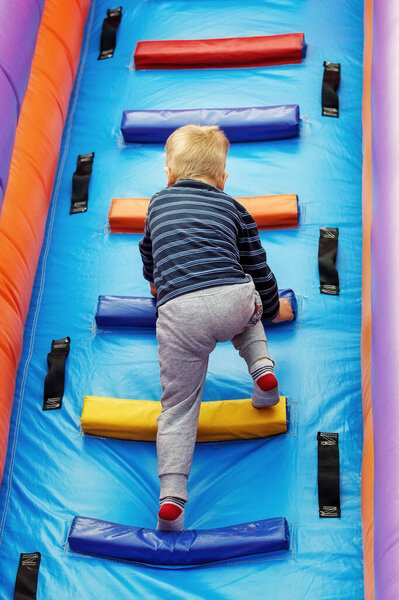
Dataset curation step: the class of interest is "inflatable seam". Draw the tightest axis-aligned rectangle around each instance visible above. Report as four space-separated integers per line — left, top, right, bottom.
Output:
0 64 21 114
0 228 32 277
34 64 69 121
33 0 45 16
43 22 76 80
0 284 23 327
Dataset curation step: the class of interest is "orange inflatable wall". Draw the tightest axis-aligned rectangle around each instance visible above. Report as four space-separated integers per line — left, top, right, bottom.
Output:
0 0 91 483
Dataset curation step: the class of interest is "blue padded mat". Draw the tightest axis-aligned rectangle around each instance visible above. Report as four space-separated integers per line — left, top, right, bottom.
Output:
0 0 364 598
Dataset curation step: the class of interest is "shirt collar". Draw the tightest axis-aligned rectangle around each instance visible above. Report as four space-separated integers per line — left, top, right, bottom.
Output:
171 179 222 193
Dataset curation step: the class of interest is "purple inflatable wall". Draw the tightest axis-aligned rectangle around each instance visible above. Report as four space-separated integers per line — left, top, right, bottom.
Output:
0 0 45 209
371 0 399 597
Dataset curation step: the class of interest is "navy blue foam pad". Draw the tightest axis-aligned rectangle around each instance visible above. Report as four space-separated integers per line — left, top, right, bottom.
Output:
68 516 289 566
121 105 300 143
95 289 297 329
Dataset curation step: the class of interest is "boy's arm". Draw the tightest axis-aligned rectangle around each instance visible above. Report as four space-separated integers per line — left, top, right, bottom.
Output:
139 219 154 286
236 206 280 321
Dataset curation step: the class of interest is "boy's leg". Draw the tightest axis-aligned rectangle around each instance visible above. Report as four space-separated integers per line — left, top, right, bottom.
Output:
157 351 209 501
156 294 216 528
232 319 270 366
232 320 280 407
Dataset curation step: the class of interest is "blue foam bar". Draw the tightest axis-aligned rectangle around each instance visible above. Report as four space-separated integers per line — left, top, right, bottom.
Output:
68 516 289 566
96 295 157 328
121 105 300 143
95 289 297 329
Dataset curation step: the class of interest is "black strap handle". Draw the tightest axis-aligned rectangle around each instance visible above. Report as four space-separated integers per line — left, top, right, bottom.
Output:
317 432 340 518
318 227 339 295
14 552 41 600
43 337 70 410
98 7 122 60
322 62 340 117
70 153 94 214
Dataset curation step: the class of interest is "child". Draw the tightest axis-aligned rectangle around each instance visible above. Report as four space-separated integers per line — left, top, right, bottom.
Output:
139 125 293 531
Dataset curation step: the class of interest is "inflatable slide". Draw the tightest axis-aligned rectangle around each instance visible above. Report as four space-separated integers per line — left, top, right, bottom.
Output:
0 0 396 598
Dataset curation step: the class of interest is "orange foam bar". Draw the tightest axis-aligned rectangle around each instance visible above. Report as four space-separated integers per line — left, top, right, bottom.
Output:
109 194 298 233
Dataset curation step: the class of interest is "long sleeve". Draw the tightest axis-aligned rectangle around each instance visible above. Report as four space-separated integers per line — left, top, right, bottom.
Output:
236 204 280 321
139 218 154 282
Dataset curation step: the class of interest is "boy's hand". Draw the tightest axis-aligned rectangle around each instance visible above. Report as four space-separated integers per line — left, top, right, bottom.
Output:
272 298 294 323
150 282 157 298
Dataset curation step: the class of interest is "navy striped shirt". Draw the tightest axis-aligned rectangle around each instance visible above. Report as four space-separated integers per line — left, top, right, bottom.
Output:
139 179 280 321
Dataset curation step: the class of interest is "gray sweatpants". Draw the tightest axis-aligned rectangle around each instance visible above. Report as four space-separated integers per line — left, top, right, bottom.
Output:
156 279 272 502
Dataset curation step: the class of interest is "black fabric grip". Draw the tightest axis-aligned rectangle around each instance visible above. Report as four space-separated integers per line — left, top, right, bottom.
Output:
317 432 340 518
98 7 122 60
43 337 70 410
318 227 339 295
70 152 95 214
14 552 41 600
322 62 340 118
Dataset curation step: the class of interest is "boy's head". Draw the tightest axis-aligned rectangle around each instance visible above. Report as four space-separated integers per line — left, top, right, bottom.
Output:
165 124 229 190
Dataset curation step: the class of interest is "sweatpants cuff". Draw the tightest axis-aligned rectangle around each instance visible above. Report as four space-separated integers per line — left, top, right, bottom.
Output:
240 340 269 367
160 474 188 502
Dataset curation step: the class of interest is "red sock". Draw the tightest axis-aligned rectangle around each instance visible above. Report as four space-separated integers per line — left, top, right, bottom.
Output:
256 373 278 391
158 503 183 521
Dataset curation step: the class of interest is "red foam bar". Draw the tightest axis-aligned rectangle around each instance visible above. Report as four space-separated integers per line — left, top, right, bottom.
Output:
134 33 305 70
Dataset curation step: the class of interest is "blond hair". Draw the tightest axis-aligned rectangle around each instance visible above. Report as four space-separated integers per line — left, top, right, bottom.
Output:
165 124 229 182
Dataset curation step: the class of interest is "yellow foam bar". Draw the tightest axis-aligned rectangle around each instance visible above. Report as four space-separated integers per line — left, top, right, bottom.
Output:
81 396 287 442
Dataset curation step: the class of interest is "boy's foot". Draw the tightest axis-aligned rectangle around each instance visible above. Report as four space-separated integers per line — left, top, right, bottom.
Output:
157 497 185 531
252 379 280 407
250 359 280 407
